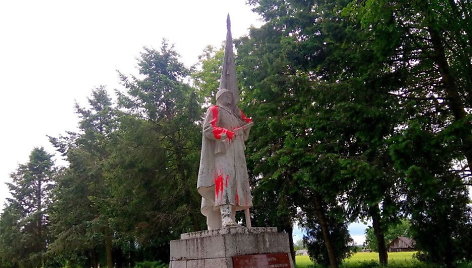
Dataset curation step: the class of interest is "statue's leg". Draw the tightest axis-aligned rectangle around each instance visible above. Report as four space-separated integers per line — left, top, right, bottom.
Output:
245 208 252 228
206 208 222 230
221 205 238 227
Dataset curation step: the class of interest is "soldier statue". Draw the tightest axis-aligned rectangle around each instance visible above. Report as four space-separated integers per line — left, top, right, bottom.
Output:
197 15 253 230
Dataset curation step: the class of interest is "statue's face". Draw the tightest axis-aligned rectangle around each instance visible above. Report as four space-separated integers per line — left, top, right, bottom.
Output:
217 92 233 107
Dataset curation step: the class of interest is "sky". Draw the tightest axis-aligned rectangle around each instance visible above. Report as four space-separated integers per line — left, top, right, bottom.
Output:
0 0 262 209
0 0 368 245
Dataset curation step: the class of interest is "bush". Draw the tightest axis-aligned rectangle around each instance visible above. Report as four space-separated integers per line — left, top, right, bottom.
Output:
134 260 168 268
303 219 353 266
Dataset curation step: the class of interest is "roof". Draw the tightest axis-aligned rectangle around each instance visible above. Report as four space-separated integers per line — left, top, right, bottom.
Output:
388 236 415 249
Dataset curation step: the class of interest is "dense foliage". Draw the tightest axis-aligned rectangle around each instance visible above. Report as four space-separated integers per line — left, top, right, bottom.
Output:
1 1 471 268
0 148 55 268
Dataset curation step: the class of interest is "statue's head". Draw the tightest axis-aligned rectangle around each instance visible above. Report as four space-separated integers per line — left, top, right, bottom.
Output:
216 88 234 108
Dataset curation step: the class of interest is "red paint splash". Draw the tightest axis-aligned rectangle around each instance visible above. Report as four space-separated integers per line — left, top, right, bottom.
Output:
235 189 240 204
210 105 235 141
240 110 253 123
210 106 219 129
214 175 224 198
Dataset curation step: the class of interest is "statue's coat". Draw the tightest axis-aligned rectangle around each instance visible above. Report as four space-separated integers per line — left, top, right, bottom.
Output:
197 105 252 217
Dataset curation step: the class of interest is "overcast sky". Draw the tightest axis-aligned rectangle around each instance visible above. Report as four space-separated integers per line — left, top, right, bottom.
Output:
0 0 262 209
0 1 369 245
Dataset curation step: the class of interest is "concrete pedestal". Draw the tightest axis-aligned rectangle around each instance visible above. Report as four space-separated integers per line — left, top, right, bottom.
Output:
169 227 294 268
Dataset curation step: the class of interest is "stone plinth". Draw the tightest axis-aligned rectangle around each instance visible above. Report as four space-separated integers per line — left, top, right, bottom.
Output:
169 227 294 268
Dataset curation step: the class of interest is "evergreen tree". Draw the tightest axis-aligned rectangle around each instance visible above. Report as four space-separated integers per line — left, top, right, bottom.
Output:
49 87 117 268
111 41 205 262
0 203 23 268
0 148 55 268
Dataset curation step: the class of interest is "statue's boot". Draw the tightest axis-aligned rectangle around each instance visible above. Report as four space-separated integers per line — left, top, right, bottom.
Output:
220 205 238 227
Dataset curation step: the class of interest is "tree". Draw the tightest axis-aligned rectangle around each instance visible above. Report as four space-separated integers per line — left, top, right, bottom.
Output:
0 203 23 268
341 1 472 266
240 1 472 267
344 0 472 183
48 42 205 266
49 87 118 268
294 239 305 251
389 123 472 267
118 41 193 122
192 45 224 105
238 0 403 266
0 147 55 268
365 219 412 251
112 41 205 262
303 212 353 267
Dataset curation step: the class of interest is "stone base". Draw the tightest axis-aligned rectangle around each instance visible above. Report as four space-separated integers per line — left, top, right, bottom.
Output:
169 227 294 268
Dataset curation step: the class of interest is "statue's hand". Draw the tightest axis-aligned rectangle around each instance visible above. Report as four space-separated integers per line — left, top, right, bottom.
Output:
233 127 243 136
221 132 227 140
234 122 253 136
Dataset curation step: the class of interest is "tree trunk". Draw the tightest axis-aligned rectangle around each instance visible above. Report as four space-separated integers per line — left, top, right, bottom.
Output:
281 215 296 266
90 249 99 268
313 194 338 268
37 178 44 266
279 190 296 266
369 205 388 266
114 247 124 268
105 226 113 268
288 225 296 266
428 25 472 168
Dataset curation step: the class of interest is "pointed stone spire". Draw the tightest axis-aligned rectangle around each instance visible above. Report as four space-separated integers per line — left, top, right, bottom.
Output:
219 14 239 107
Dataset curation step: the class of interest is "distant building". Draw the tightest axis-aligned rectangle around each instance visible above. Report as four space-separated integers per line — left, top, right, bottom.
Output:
296 249 308 256
388 236 416 252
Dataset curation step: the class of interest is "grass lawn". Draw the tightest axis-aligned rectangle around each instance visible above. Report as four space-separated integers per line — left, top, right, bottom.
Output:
346 251 418 263
294 252 472 268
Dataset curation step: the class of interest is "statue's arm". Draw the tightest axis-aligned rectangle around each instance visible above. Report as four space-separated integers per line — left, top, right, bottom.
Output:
239 110 253 141
203 106 235 141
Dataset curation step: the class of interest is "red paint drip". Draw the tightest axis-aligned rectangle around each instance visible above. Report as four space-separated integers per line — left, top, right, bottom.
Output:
210 106 219 128
209 105 235 141
212 127 225 139
214 175 224 198
240 110 253 123
226 130 235 141
235 189 240 204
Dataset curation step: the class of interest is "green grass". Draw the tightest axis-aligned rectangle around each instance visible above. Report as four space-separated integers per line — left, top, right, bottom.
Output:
294 252 451 268
295 255 315 268
345 252 418 263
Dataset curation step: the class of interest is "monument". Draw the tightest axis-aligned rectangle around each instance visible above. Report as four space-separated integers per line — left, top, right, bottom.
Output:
169 15 294 268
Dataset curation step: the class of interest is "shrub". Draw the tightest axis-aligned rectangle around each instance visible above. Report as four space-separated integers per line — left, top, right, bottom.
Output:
134 260 168 268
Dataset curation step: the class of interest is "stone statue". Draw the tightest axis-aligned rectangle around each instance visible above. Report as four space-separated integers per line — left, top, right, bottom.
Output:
197 15 253 230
